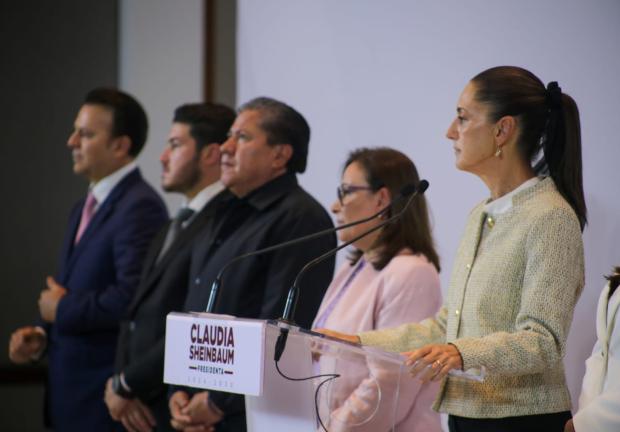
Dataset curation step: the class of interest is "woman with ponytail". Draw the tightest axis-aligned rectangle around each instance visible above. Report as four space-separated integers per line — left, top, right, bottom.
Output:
321 66 586 431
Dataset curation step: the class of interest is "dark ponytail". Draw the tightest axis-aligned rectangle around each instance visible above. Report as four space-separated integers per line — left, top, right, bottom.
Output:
471 66 587 230
606 266 620 297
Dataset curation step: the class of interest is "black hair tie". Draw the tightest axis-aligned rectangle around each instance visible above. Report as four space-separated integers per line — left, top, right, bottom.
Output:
540 81 564 179
546 81 562 110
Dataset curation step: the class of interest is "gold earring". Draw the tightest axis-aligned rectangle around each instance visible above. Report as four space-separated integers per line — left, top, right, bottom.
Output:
495 147 502 157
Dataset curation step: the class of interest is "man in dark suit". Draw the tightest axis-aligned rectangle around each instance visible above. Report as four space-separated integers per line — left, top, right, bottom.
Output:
168 97 336 432
103 103 236 431
8 88 168 431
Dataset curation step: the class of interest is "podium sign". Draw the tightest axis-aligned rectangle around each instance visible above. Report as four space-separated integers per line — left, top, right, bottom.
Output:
163 312 265 396
164 314 484 431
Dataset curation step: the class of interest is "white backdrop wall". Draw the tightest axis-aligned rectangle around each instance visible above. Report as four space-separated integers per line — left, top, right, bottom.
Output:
237 0 620 411
120 0 204 211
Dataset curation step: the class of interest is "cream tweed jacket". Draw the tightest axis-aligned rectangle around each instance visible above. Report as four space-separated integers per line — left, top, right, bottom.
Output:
360 177 584 418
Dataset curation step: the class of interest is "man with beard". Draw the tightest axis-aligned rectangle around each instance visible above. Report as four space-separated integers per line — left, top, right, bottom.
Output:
104 103 235 431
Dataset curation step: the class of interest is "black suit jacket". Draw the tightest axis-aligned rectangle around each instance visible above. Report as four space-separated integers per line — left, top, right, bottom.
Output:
115 189 229 427
183 173 336 430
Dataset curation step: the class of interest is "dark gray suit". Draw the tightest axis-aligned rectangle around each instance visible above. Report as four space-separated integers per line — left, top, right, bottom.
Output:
115 189 229 430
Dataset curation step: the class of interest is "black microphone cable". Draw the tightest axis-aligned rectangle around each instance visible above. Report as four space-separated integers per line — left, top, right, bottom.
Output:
273 351 339 432
272 180 429 430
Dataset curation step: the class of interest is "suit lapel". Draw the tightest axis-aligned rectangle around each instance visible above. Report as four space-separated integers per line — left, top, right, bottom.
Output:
154 209 206 268
141 222 170 276
125 224 169 314
57 202 84 283
128 191 226 312
596 283 611 345
607 284 620 342
64 170 141 277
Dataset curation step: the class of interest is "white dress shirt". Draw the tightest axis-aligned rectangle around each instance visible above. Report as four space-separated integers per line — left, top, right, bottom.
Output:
90 161 139 210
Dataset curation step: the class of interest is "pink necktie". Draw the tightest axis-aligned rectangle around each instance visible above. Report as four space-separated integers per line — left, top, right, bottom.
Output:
74 192 97 244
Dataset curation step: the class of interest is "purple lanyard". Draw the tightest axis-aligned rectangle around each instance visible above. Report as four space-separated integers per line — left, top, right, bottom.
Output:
314 258 366 328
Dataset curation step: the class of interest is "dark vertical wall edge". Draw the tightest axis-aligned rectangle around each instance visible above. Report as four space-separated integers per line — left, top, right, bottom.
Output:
0 0 119 429
204 0 215 102
113 0 120 84
204 0 237 107
216 0 237 107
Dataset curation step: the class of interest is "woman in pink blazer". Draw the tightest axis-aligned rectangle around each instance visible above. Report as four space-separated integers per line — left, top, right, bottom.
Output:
313 147 443 432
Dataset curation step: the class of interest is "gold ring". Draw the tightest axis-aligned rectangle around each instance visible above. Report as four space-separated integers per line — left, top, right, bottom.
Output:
434 360 444 368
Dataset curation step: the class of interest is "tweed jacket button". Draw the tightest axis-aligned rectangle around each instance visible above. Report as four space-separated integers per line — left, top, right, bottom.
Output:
466 264 471 270
486 216 495 228
455 309 460 316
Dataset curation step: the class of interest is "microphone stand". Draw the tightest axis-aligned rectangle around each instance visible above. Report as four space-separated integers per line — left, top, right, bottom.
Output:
275 182 428 361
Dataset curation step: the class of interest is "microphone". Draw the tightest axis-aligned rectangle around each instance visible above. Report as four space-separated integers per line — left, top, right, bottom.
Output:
204 181 422 313
280 179 428 322
274 180 429 361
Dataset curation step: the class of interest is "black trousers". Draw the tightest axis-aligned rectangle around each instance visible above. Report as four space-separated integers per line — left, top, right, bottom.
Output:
448 411 572 432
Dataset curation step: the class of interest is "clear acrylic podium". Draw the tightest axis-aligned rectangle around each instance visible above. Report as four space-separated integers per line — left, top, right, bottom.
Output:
165 313 484 431
246 319 408 432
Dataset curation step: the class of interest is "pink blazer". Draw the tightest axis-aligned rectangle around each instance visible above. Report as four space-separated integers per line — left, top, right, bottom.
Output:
312 250 443 432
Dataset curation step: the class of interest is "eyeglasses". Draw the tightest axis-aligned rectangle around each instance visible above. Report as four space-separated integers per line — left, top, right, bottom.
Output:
336 184 375 205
